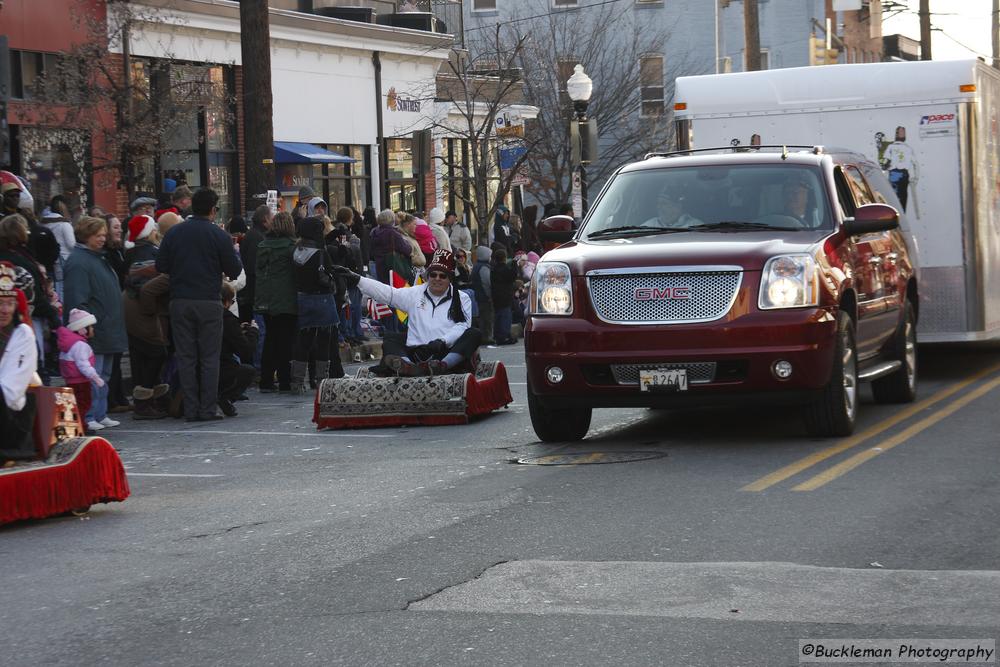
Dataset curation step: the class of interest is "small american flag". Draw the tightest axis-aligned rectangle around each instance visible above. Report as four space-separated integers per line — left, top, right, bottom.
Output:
366 298 392 320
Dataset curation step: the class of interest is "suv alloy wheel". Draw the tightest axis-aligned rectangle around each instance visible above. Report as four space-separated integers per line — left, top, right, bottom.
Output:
872 300 918 404
804 311 858 437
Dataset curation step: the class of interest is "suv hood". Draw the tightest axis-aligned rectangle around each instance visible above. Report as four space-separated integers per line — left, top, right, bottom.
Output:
542 230 832 274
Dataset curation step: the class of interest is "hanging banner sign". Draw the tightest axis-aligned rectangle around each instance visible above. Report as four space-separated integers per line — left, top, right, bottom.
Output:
499 144 528 171
495 110 524 138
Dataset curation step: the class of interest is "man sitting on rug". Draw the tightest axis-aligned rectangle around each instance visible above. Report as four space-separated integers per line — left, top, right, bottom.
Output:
338 249 480 376
0 261 39 465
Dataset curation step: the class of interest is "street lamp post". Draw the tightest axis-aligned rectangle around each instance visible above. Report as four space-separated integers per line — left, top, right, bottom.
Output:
566 64 593 217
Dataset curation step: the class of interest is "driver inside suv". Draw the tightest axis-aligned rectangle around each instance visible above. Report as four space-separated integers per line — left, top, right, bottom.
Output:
781 174 816 227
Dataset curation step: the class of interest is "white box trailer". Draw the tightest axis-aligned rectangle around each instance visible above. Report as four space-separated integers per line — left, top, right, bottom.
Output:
674 59 1000 342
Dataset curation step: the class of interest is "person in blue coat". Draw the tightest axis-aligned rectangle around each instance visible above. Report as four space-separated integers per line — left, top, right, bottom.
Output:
63 215 128 429
156 188 243 421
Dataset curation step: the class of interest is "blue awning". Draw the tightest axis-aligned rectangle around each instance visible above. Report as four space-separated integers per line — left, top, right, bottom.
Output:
273 142 357 164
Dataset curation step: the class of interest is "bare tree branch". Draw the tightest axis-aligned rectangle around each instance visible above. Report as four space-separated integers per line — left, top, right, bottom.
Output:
420 28 541 244
29 0 236 198
504 1 692 205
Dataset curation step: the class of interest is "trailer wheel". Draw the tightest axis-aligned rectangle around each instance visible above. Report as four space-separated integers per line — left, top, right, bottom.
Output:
872 301 917 404
804 312 858 437
528 389 592 442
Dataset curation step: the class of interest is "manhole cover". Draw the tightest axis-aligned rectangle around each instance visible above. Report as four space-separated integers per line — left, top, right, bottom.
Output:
516 451 666 466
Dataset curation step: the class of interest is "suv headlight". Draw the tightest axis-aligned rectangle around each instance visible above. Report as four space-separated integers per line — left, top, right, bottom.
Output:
758 254 819 309
531 261 574 315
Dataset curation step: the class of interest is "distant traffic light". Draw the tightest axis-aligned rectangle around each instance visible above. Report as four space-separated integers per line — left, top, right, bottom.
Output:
810 34 840 66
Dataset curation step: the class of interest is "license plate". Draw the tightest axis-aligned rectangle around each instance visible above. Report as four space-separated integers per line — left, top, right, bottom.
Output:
639 369 688 392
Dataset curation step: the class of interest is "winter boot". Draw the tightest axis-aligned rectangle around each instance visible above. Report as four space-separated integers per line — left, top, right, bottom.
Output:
290 360 309 395
133 386 167 420
328 354 345 379
151 384 171 415
313 361 330 389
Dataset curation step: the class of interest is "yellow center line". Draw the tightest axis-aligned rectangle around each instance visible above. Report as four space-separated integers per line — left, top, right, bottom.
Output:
793 373 1000 491
573 452 606 465
741 361 1000 492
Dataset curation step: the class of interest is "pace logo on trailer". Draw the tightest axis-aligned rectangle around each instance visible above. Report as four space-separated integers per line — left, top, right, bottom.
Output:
918 112 957 138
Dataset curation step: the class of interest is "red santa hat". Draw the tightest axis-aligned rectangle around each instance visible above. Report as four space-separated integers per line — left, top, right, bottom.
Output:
125 215 158 249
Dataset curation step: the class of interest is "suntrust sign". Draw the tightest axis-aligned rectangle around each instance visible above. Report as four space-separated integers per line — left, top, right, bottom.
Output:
387 87 421 113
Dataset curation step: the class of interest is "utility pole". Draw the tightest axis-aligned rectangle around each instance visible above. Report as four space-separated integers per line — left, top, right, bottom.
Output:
239 0 275 213
121 12 136 201
993 0 999 70
744 0 761 71
919 0 932 61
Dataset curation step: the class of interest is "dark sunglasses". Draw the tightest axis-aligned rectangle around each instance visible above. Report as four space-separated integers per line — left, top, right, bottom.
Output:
427 271 450 279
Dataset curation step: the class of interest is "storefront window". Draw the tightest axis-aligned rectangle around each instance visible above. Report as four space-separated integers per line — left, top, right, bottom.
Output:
209 153 236 222
349 145 366 177
161 151 202 190
385 138 414 179
299 144 371 212
142 60 238 214
19 127 91 215
442 137 505 229
388 183 418 212
327 179 347 211
385 137 418 212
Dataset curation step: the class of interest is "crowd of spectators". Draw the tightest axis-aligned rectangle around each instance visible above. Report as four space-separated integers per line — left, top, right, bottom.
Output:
0 171 549 445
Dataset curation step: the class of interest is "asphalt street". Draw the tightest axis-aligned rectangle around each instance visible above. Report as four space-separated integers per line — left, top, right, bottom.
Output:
3 342 999 666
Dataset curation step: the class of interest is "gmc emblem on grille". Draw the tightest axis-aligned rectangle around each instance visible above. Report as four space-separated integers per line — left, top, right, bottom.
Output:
634 287 692 301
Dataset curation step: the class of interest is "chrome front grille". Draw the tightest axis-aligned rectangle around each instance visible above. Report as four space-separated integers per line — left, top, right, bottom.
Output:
611 362 717 385
587 267 742 324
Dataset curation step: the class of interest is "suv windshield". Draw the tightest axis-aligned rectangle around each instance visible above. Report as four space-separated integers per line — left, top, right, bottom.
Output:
582 165 833 239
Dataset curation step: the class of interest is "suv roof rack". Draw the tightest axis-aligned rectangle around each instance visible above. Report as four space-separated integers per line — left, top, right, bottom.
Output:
645 145 826 160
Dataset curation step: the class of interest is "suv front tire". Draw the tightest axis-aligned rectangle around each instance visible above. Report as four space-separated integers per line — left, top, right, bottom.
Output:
528 389 593 442
804 311 858 437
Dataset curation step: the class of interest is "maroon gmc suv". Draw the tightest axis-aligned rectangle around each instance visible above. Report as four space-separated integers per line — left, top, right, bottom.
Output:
525 147 919 441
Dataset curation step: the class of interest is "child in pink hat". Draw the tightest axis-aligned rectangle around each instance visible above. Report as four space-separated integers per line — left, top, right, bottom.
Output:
57 308 118 433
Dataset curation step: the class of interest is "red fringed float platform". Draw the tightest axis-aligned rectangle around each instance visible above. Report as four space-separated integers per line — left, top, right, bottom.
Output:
313 360 512 429
0 437 130 524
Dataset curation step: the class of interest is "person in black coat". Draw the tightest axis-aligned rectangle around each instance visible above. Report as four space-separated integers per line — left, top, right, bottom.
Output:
218 283 258 417
327 216 363 345
490 248 517 345
239 205 270 324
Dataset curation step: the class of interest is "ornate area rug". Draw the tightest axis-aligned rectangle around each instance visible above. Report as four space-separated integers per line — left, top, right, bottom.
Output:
1 437 130 525
313 360 512 429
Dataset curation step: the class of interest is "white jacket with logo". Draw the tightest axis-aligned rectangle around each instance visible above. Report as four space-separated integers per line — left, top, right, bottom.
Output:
358 276 471 347
1 323 38 411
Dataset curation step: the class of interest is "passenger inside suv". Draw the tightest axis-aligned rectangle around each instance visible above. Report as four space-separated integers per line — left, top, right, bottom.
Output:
641 183 704 228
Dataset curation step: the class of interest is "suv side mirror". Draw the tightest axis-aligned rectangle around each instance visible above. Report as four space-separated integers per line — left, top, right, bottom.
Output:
538 215 576 246
843 203 899 236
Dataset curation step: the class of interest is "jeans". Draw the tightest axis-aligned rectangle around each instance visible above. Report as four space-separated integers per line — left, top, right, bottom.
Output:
87 353 114 423
253 314 266 370
295 326 332 362
349 286 363 338
494 306 512 344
